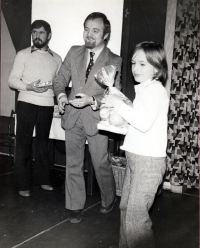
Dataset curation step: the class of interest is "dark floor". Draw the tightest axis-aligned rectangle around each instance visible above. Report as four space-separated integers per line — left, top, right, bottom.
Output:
0 155 199 248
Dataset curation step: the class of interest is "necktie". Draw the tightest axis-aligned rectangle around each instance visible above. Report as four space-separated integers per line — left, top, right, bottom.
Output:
85 52 95 82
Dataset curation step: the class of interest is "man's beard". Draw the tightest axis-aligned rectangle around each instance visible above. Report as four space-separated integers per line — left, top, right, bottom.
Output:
33 38 49 49
85 39 96 49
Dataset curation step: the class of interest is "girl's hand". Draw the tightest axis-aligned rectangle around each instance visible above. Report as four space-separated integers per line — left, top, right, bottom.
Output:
101 95 123 109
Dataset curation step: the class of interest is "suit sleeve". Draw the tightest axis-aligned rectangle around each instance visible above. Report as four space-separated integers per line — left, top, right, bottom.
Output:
53 48 73 98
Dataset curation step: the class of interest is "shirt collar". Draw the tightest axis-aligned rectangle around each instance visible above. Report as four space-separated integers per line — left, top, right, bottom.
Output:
31 46 54 56
135 79 155 93
87 45 105 61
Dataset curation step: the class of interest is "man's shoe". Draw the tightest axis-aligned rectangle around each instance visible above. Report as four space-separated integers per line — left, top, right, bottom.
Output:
41 185 54 191
69 210 83 224
19 190 30 197
100 197 117 214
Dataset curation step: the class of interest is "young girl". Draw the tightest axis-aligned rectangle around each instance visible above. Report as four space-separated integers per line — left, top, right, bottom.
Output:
102 41 169 248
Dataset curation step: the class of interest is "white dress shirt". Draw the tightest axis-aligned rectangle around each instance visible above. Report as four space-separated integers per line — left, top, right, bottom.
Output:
86 46 104 68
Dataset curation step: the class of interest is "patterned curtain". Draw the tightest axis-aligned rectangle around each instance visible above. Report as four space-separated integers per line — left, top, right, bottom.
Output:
165 0 200 189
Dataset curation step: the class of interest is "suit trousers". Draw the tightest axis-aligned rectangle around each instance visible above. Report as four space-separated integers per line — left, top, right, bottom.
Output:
119 152 166 248
65 114 116 210
15 101 54 191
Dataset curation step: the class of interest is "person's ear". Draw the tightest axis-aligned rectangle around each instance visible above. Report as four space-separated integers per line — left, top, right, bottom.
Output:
47 32 52 41
103 33 109 40
153 68 158 74
153 68 159 77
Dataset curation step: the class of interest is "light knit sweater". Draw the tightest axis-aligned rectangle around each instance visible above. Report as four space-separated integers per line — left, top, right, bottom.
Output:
115 79 169 157
9 47 62 106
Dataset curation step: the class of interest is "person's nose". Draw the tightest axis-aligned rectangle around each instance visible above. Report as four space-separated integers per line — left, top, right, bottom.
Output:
36 32 40 39
87 30 93 37
132 63 139 73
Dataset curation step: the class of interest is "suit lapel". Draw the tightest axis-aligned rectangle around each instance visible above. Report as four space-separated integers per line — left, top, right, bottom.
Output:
75 47 88 91
83 47 109 92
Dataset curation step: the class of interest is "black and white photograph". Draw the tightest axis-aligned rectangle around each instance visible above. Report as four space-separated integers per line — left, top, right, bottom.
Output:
0 0 199 247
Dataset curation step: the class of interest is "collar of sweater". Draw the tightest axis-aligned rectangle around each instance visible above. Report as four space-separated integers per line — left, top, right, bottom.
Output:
31 46 54 56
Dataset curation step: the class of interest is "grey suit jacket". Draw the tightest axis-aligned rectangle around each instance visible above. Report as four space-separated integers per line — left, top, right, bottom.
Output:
53 45 122 136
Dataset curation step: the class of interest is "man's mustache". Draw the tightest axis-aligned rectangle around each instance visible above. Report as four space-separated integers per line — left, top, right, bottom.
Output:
34 38 42 42
86 36 95 40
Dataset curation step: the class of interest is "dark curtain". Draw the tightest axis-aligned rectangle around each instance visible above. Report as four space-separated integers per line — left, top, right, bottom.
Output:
166 0 199 189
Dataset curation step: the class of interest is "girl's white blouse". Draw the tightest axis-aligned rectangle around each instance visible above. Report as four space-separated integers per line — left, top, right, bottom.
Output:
115 79 169 157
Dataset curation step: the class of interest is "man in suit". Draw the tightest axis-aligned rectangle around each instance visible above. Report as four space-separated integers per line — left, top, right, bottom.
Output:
53 12 122 223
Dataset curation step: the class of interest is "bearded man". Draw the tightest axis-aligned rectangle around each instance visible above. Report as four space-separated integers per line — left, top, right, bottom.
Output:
53 12 122 223
9 20 62 197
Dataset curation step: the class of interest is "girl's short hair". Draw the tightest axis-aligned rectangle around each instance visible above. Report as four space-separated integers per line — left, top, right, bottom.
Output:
131 41 168 85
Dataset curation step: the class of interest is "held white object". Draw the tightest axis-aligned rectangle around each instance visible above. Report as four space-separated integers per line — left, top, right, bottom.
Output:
97 122 128 135
109 111 125 126
95 65 131 135
98 109 128 135
99 108 110 120
94 65 116 87
35 81 52 88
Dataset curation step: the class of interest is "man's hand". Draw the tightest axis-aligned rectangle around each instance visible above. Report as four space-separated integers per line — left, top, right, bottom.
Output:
46 85 53 90
26 80 48 93
58 95 69 114
69 93 93 108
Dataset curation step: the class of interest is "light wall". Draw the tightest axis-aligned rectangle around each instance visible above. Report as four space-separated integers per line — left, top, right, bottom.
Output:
1 12 16 116
0 0 124 117
32 0 124 60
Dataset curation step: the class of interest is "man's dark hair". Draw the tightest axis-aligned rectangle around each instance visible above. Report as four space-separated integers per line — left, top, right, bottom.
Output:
31 20 51 34
84 12 111 44
131 41 168 85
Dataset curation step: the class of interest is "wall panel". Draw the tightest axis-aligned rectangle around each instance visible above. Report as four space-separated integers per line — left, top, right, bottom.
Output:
1 12 16 116
121 0 168 101
1 0 32 116
32 0 124 60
